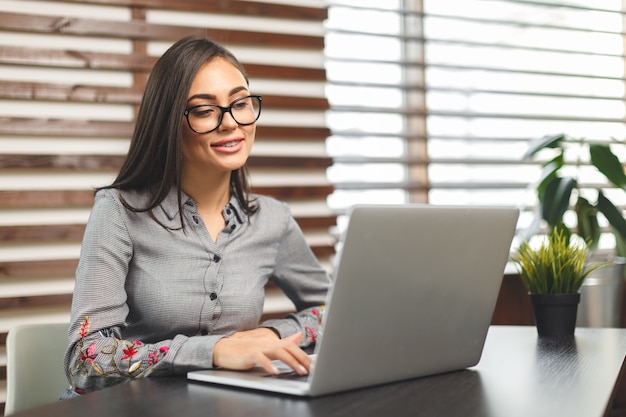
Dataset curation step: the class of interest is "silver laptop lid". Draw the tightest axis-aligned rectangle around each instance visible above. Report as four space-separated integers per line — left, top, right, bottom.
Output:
309 204 519 395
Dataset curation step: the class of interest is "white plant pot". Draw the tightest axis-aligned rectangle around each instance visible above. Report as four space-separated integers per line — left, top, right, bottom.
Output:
577 257 626 328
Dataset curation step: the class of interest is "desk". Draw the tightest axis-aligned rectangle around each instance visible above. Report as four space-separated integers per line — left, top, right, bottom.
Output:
10 326 626 417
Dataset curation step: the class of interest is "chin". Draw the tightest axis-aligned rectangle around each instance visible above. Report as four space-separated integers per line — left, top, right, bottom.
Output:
217 157 250 172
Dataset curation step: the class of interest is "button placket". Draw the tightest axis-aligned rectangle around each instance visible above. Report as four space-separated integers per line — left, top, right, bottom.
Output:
199 254 223 333
221 202 244 236
207 250 223 306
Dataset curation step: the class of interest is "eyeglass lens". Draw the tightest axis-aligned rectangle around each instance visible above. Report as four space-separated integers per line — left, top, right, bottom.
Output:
186 95 261 134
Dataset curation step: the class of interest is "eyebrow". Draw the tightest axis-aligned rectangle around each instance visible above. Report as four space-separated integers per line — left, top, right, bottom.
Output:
187 86 249 102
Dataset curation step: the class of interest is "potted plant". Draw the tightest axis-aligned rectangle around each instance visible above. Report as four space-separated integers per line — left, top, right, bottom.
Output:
523 133 626 252
524 133 626 327
510 229 608 338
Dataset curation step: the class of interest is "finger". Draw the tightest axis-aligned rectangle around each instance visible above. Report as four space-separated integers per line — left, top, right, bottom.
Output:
253 351 280 375
269 352 309 375
283 332 304 345
268 343 312 375
279 333 311 367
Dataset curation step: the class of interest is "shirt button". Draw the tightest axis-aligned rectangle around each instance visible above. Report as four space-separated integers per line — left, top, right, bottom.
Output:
213 255 221 263
230 224 236 231
210 292 218 301
192 215 199 224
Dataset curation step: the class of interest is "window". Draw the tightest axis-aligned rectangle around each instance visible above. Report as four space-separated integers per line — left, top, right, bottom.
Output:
325 1 409 216
325 0 626 252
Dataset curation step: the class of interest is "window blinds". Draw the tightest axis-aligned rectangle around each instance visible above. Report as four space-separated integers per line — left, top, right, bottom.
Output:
0 1 332 408
325 0 626 249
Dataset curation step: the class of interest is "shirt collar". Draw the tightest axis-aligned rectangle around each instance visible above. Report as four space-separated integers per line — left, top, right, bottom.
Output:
223 198 246 226
159 187 247 226
159 187 192 221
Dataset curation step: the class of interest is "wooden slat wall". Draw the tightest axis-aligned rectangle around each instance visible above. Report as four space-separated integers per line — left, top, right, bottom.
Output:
0 0 333 412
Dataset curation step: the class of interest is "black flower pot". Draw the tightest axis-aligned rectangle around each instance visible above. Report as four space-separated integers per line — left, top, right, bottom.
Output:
530 293 581 339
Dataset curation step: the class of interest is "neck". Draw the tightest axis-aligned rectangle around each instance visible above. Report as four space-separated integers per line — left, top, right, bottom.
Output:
182 166 231 213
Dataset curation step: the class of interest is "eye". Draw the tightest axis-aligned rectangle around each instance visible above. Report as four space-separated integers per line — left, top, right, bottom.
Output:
233 96 254 108
232 101 249 110
190 106 216 118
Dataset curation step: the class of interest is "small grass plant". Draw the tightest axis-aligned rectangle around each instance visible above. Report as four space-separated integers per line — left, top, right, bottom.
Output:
511 229 610 294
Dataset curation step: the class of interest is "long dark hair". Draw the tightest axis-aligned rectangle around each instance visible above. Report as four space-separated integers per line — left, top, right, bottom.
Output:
100 35 258 226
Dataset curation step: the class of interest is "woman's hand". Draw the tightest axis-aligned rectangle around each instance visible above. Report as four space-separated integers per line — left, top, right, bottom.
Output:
213 331 312 376
228 327 280 340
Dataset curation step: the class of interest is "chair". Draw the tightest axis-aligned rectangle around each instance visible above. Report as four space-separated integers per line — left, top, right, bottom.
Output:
5 322 70 415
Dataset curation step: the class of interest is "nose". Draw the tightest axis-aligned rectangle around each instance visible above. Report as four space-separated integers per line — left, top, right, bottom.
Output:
218 109 238 130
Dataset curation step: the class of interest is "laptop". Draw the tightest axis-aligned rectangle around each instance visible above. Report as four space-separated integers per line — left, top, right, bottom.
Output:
188 204 519 396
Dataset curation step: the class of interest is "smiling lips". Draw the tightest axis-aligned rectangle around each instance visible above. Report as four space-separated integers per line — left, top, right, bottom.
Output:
211 138 244 153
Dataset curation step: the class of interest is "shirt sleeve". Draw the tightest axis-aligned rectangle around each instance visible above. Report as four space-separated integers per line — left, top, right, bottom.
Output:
260 209 331 346
64 190 222 394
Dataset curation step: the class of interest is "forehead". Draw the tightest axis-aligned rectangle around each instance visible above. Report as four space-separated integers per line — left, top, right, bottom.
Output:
189 58 248 95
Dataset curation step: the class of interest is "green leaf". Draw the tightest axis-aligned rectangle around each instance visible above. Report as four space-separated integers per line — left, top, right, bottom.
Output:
597 191 626 242
553 222 572 245
536 153 564 202
524 133 568 160
615 233 626 258
590 144 626 189
510 229 600 294
574 196 600 250
541 176 576 228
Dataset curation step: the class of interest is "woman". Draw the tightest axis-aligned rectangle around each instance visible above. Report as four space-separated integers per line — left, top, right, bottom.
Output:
62 35 331 397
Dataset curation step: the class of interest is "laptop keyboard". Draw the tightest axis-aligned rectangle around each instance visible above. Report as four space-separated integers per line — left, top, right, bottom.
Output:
275 372 310 382
265 371 310 382
262 354 315 382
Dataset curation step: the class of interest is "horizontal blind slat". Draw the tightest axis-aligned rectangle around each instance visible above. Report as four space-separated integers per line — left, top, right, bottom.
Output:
0 46 326 79
0 154 333 170
32 0 328 20
0 12 324 48
0 82 330 108
0 118 330 139
0 186 335 209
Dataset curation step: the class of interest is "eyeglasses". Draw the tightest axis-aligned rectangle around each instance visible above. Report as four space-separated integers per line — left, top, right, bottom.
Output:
184 95 262 134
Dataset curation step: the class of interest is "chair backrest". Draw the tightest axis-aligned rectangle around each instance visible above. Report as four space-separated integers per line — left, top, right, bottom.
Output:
5 322 70 415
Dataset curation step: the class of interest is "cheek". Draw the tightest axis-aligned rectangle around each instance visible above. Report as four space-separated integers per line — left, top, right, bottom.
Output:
181 127 201 160
244 124 257 144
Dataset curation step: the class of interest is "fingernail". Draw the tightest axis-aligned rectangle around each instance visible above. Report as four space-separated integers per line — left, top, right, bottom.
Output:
298 365 308 375
271 365 279 375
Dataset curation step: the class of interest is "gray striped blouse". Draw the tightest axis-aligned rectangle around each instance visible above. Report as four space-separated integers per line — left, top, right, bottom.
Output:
63 187 330 395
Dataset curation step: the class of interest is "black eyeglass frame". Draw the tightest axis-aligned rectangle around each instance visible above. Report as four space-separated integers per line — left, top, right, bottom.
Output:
183 95 263 134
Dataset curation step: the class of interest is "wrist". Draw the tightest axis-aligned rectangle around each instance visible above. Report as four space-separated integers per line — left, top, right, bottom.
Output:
260 326 281 339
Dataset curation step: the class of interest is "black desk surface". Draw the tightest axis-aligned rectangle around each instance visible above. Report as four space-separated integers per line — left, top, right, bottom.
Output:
12 326 626 417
